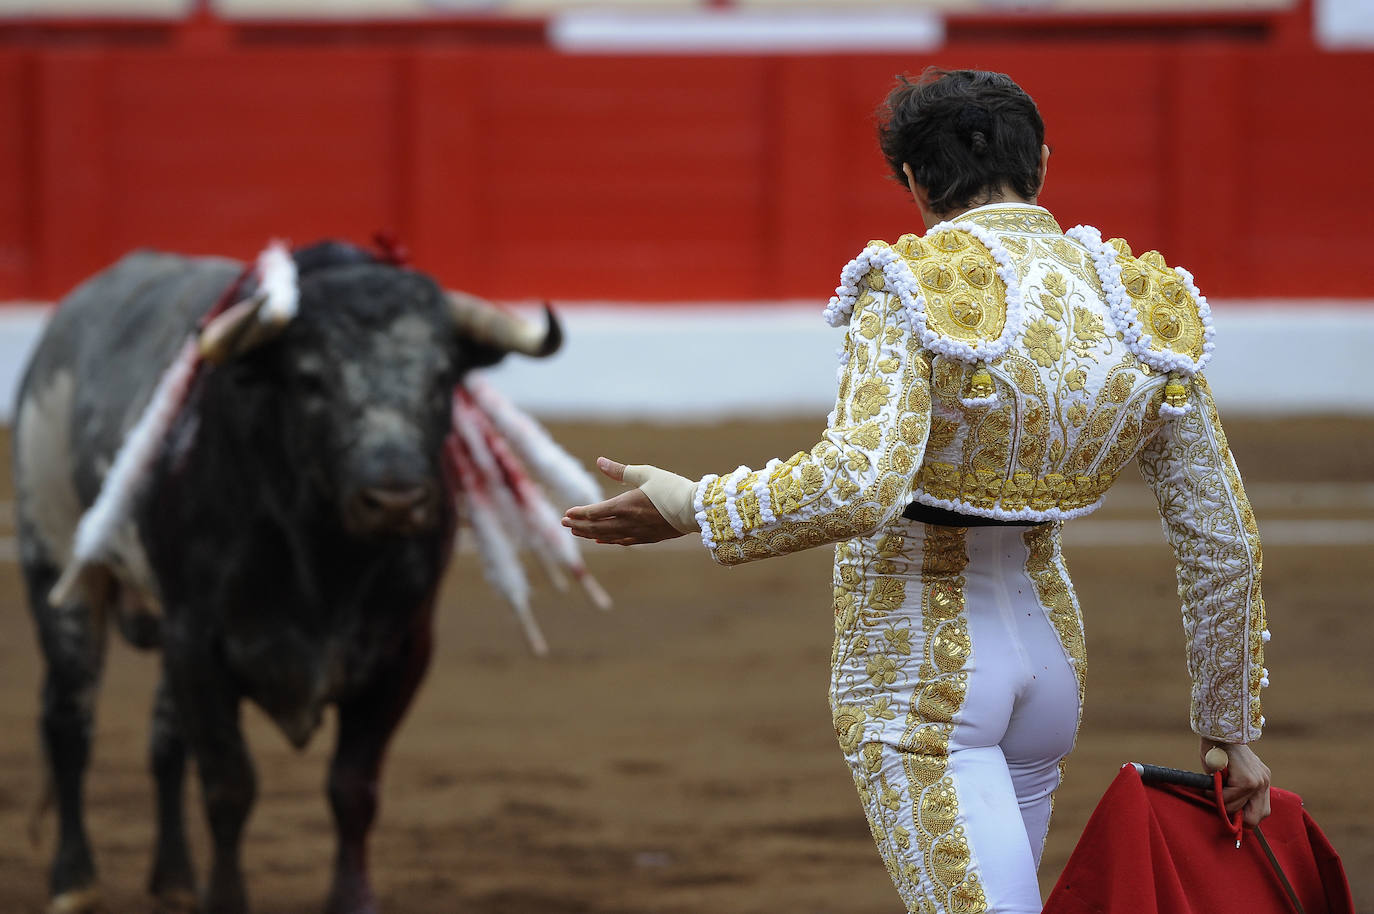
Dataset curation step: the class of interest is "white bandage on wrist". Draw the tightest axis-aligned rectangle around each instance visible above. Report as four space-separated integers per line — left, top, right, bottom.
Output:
622 464 699 534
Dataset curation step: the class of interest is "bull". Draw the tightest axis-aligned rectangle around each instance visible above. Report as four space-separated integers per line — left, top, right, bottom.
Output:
12 240 561 914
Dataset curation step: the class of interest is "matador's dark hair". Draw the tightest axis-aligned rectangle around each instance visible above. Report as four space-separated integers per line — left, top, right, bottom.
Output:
877 68 1046 215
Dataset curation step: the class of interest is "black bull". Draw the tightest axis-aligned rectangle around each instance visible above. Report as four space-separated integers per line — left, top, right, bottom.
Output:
11 243 561 914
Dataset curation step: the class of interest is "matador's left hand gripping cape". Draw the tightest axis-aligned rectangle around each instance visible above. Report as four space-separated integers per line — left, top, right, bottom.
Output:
690 203 1266 745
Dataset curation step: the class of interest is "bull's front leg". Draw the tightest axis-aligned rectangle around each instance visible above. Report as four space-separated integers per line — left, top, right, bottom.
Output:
324 628 434 914
147 676 196 913
23 557 109 914
165 647 256 914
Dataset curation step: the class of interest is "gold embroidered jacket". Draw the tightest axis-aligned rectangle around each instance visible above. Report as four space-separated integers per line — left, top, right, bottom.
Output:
691 203 1265 744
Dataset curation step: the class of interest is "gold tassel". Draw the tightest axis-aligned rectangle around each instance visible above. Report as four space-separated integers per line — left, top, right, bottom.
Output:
967 363 995 400
1164 374 1189 409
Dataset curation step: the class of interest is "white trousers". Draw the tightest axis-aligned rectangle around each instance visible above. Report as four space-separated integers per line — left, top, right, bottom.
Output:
830 520 1085 914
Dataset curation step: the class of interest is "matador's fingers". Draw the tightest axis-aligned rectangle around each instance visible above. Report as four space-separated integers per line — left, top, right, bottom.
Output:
1244 790 1271 828
567 522 650 545
597 456 627 483
565 491 635 522
564 487 683 545
565 517 628 537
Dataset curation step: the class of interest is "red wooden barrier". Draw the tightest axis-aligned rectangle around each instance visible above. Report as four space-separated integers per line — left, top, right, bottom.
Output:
0 33 1370 301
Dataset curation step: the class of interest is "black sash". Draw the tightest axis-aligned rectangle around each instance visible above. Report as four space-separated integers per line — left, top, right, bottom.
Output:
901 500 1048 528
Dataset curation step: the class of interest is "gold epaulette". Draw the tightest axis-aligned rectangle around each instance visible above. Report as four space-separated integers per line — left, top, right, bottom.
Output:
891 230 1010 352
1107 238 1209 366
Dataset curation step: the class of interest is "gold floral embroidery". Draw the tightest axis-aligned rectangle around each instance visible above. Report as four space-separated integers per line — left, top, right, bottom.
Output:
853 379 892 422
966 404 1013 475
735 491 762 531
1023 525 1086 705
900 527 985 914
1113 242 1208 363
868 654 899 687
853 422 882 449
958 205 1062 235
1023 317 1065 367
1050 237 1086 267
854 342 872 374
927 416 959 452
1072 308 1106 349
1107 372 1135 403
907 217 1153 523
912 462 1117 516
829 526 988 914
930 228 971 254
1059 355 1137 479
915 239 1010 344
1043 269 1068 298
835 705 868 755
1039 290 1065 322
901 415 930 446
832 529 917 909
870 695 898 720
703 287 932 565
1022 524 1086 860
1137 376 1264 743
920 260 957 293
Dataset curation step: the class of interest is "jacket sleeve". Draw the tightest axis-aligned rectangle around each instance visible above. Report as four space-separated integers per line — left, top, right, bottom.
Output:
1136 375 1267 744
693 283 932 566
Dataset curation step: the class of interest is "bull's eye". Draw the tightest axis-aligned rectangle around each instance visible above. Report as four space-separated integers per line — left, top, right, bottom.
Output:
294 368 330 401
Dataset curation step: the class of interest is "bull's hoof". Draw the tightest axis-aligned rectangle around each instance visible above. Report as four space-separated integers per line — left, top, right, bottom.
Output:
153 888 200 914
324 882 378 914
48 887 106 914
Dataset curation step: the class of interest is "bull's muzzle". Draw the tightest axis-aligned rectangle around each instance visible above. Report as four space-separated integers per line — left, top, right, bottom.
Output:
344 482 440 536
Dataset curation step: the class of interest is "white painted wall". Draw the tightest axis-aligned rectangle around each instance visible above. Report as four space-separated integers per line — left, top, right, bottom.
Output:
2 302 1372 424
482 302 1374 420
1316 0 1374 48
0 306 46 424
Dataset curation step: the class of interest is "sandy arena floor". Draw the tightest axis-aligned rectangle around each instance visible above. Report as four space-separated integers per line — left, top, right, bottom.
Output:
1 418 1371 914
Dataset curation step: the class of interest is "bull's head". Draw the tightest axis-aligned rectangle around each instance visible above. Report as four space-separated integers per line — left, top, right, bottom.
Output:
195 241 560 537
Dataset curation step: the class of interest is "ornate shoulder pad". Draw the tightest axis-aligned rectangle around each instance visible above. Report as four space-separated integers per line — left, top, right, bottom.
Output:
822 239 897 329
1066 226 1216 416
900 226 1015 356
1112 238 1214 368
822 224 1026 408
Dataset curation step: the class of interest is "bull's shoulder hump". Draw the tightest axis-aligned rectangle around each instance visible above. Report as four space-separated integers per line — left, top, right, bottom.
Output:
73 250 241 300
54 251 243 325
20 251 244 426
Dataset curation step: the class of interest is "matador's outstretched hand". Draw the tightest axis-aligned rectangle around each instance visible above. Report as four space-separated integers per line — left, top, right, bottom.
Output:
563 457 695 546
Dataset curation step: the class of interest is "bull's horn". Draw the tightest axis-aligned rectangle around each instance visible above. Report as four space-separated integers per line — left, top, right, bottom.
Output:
447 292 562 358
198 291 268 364
198 241 299 364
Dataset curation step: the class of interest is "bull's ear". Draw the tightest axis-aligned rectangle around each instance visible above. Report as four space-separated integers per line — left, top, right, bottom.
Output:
448 292 562 358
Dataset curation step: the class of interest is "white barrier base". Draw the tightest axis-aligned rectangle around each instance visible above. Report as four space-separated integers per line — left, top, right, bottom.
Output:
3 302 1373 423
